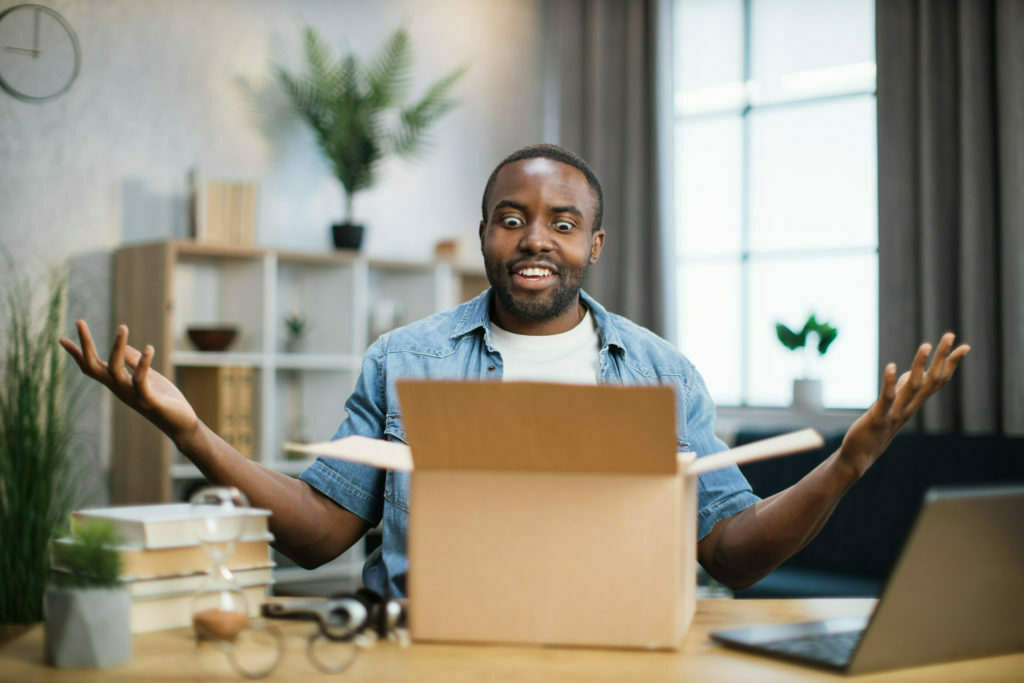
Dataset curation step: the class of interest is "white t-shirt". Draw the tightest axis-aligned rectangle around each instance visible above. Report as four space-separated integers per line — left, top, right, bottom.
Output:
489 309 601 385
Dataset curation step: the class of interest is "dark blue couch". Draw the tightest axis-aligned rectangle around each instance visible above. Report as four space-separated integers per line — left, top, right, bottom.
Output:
732 430 1024 598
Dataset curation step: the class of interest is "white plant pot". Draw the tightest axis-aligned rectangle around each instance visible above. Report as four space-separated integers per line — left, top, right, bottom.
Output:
792 378 824 412
44 586 132 669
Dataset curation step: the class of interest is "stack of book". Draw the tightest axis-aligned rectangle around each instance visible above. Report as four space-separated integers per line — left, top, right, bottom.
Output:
179 367 256 459
52 504 274 633
188 170 258 246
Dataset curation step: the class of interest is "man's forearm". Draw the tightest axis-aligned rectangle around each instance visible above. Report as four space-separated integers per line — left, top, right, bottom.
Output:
702 449 861 590
174 421 366 569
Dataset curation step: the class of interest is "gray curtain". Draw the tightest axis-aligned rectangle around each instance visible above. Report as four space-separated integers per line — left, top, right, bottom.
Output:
549 0 668 336
877 0 1024 434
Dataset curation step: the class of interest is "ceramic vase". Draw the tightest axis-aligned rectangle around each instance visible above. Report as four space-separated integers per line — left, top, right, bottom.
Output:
44 586 132 669
792 378 824 412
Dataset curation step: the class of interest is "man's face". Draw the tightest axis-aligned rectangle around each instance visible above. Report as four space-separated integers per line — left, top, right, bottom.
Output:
479 158 605 331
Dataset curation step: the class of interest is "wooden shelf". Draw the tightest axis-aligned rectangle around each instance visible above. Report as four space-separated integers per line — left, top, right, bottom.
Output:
112 240 485 503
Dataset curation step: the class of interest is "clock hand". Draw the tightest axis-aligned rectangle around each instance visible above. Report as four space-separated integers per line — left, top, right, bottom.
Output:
5 46 42 57
32 7 39 59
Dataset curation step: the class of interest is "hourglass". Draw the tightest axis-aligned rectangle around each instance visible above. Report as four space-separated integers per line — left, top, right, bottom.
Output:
189 486 251 642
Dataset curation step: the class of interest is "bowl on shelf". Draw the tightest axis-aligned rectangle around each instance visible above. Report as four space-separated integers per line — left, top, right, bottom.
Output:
186 326 239 352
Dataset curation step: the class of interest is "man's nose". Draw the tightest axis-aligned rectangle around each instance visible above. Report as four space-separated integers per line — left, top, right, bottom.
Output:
518 219 553 252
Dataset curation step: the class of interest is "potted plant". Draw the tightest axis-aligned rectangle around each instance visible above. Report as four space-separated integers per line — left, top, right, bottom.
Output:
283 312 310 354
276 26 465 250
0 264 83 645
45 518 131 668
775 314 839 412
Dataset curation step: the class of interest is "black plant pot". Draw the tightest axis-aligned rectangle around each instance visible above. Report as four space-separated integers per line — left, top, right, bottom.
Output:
332 223 365 250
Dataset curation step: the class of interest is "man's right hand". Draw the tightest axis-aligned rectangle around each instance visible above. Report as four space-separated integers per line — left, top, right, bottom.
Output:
59 320 200 446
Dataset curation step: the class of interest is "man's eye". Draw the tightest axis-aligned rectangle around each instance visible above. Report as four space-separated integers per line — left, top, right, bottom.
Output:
554 221 574 232
501 216 523 228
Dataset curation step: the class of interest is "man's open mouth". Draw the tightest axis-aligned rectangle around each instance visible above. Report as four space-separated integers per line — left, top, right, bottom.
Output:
510 264 559 290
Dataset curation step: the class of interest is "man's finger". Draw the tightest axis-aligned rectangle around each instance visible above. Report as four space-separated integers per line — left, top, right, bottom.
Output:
58 337 86 371
122 343 145 369
132 345 155 400
107 325 132 385
875 362 897 413
892 342 931 415
76 320 107 376
925 332 956 385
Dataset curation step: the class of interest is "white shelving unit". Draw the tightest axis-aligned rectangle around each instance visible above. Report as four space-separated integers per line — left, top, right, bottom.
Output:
112 240 486 589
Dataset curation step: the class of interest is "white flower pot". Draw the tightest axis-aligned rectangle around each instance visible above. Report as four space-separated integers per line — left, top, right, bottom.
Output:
792 378 824 412
44 587 132 669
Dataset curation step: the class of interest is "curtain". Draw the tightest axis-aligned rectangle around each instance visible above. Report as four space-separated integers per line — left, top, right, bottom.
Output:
549 0 669 337
876 0 1024 434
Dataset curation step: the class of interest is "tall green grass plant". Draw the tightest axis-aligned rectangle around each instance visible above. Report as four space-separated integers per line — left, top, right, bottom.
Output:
0 264 83 624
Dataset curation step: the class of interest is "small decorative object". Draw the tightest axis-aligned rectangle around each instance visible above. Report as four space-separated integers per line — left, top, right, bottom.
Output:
776 314 839 412
0 4 81 102
189 487 283 679
187 325 238 352
283 312 310 353
45 519 131 669
276 26 465 251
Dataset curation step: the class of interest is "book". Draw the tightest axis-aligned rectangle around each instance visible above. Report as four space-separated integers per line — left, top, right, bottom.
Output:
131 583 269 634
53 535 274 579
73 503 270 549
50 564 275 600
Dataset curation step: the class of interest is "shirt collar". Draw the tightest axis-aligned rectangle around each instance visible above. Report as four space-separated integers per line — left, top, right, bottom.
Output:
450 288 626 353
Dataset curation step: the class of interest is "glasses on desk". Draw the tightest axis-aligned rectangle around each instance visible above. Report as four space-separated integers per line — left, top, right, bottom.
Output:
198 590 408 679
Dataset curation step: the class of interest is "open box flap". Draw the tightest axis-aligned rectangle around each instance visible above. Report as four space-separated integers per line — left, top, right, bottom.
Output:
285 435 413 471
683 428 824 476
395 380 679 474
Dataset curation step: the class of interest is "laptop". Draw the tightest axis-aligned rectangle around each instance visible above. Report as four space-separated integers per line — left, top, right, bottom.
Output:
710 485 1024 675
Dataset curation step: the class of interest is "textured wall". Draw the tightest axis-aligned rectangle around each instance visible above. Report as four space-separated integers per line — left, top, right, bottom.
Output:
0 0 545 268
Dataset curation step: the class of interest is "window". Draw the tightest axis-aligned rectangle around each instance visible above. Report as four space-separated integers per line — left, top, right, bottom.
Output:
673 0 878 408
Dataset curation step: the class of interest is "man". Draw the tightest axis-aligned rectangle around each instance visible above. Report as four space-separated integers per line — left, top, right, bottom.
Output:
61 144 969 599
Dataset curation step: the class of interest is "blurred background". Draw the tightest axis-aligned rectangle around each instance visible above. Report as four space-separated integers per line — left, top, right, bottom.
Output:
1 0 1021 597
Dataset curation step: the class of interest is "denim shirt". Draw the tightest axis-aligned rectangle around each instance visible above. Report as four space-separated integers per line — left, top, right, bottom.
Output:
299 289 759 597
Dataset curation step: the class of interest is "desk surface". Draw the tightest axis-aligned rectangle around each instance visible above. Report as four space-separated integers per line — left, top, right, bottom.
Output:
1 599 1021 681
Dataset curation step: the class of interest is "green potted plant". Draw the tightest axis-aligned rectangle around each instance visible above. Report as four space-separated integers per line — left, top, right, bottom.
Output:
45 518 131 668
276 26 465 250
775 313 839 411
0 265 82 644
283 312 310 354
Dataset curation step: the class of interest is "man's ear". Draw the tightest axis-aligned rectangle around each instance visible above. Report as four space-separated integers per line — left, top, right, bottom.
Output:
478 220 486 251
589 229 605 264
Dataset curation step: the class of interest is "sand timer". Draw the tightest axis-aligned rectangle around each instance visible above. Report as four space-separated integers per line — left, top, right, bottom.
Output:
189 486 251 642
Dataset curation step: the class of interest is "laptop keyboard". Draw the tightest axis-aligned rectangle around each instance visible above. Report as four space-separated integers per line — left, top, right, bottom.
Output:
760 630 863 669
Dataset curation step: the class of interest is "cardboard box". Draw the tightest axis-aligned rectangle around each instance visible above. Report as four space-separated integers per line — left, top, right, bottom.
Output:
288 381 822 650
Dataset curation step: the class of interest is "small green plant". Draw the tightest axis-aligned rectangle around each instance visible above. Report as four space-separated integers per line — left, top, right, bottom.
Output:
51 519 122 589
776 313 839 378
283 312 310 340
276 26 465 223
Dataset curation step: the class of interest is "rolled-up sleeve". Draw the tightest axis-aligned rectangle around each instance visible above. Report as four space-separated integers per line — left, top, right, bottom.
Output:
684 366 761 540
299 340 387 526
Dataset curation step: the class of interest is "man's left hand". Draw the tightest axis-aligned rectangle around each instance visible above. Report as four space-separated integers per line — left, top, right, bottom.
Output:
838 332 971 478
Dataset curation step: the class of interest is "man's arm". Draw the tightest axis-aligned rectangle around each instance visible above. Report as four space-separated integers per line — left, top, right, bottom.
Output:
698 332 970 590
60 321 369 569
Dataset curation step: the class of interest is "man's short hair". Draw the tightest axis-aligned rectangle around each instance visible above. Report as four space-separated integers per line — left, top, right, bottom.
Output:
480 143 604 232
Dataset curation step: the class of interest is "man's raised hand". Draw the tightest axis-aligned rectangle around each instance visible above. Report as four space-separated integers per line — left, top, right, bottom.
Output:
59 320 200 444
839 332 970 477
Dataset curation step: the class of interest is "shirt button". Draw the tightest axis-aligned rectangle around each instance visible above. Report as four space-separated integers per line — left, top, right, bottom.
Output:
487 365 496 371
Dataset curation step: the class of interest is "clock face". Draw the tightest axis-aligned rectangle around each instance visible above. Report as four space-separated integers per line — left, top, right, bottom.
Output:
0 4 80 101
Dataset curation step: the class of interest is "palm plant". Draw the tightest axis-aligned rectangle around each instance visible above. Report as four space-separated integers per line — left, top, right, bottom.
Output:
276 26 465 224
0 264 83 626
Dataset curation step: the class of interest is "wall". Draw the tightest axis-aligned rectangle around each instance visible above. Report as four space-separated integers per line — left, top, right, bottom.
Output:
0 0 546 269
0 0 545 503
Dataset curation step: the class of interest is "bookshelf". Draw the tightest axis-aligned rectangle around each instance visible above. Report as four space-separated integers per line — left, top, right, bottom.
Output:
111 240 486 585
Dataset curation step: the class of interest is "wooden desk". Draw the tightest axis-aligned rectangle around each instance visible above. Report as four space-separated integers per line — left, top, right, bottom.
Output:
1 599 1020 681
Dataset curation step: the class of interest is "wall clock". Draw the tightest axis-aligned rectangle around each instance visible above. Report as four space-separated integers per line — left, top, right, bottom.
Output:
0 4 80 102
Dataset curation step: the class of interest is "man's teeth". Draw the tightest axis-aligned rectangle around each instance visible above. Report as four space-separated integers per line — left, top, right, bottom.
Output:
517 267 552 277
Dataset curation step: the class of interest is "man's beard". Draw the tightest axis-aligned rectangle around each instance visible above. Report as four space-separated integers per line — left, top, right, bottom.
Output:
484 256 589 322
